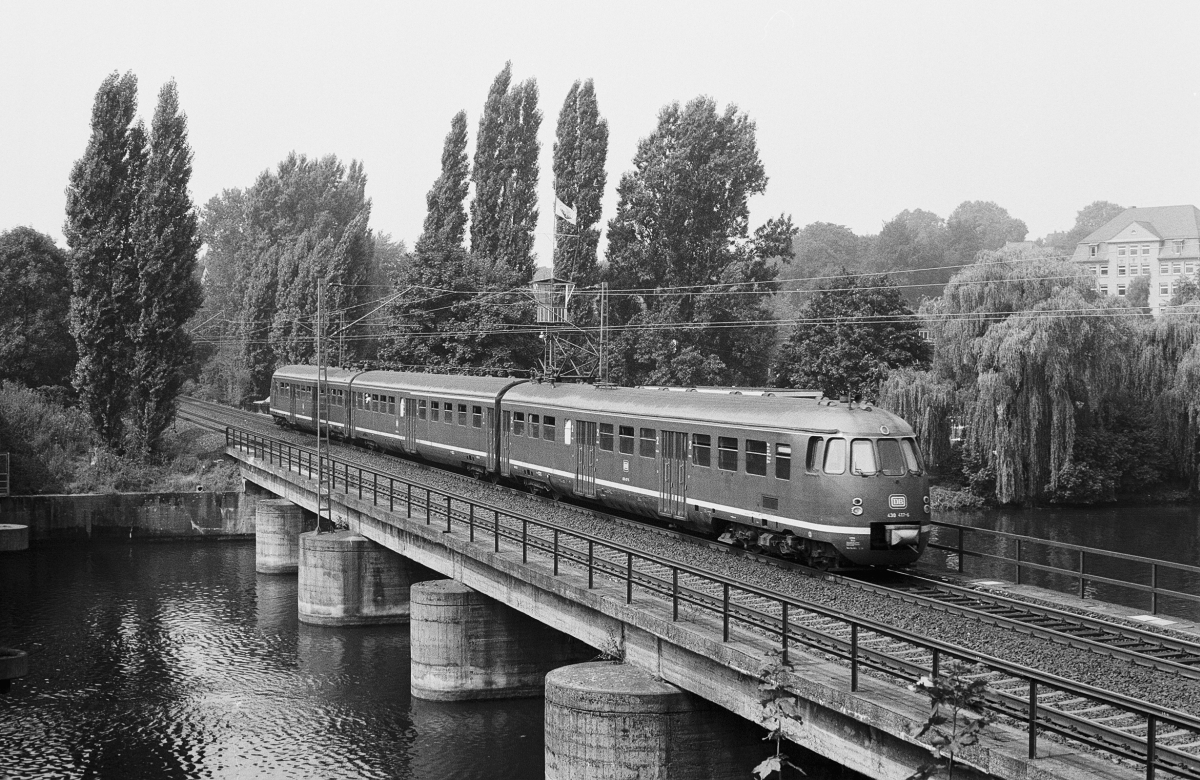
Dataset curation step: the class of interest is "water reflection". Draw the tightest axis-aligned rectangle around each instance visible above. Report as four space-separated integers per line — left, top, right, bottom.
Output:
933 505 1200 620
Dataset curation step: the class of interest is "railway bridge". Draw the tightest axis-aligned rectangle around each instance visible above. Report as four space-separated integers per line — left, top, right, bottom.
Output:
222 424 1186 780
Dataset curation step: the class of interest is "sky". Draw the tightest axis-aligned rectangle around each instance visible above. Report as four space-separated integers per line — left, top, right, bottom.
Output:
4 1 1200 266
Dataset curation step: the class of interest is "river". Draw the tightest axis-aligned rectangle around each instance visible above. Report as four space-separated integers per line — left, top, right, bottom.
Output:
0 540 862 779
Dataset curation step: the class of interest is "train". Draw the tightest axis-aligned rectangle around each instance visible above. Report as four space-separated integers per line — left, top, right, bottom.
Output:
268 365 931 568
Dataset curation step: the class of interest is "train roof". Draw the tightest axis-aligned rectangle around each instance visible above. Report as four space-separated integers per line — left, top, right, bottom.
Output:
350 370 525 400
273 365 360 384
503 382 913 437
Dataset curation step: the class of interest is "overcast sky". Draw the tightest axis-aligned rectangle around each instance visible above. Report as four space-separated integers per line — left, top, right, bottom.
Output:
4 1 1200 265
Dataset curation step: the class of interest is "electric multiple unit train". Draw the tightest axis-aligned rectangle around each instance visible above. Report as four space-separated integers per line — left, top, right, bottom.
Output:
269 365 931 568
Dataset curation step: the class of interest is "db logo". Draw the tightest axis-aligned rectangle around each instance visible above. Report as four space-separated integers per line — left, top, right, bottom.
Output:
888 494 907 509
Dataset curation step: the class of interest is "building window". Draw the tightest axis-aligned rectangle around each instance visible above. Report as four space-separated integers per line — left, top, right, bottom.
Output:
1099 284 1108 294
1176 240 1185 253
1143 246 1150 255
1117 284 1126 296
1118 265 1126 276
1142 264 1150 275
1118 247 1126 256
1188 263 1197 275
1100 266 1108 276
1174 263 1182 274
1089 245 1097 256
1161 283 1171 296
1161 263 1169 274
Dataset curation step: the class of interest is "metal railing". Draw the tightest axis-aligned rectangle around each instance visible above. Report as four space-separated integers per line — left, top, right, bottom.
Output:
228 427 1200 779
930 520 1200 616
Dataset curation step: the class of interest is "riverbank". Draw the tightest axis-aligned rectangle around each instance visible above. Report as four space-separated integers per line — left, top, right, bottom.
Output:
0 485 272 542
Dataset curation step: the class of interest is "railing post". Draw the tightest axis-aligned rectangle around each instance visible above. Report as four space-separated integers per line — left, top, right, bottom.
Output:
1146 714 1156 780
358 468 363 500
1151 564 1159 615
425 489 431 524
494 510 500 552
1015 538 1022 586
588 540 594 588
469 505 475 543
373 473 378 506
932 648 940 681
407 484 412 517
626 552 633 604
850 624 859 692
957 527 965 573
1028 679 1038 758
672 569 679 621
553 530 559 575
444 496 452 533
522 519 528 563
389 478 394 512
781 602 790 666
722 584 730 642
1079 550 1087 599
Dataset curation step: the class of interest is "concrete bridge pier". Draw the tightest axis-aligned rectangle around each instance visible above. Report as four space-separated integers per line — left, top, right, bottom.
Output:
298 530 435 626
255 499 304 574
409 579 593 701
545 662 764 780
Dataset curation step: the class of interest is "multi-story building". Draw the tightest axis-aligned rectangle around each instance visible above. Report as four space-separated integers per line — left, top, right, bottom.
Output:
1071 205 1200 314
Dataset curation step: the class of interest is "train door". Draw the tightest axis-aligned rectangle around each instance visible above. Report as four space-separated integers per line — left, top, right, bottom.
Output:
403 398 418 453
500 410 512 475
485 408 497 470
288 384 296 423
574 420 598 498
658 430 687 519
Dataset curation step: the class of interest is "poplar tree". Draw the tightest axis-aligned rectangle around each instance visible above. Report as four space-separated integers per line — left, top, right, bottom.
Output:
470 63 542 283
552 79 608 286
65 71 145 450
127 81 204 456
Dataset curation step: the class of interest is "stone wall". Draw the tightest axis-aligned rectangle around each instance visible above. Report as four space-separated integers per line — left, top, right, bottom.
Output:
0 481 269 541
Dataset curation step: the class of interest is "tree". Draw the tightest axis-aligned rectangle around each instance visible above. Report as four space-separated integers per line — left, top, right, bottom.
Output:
604 97 788 386
64 71 146 449
126 80 204 457
945 201 1028 268
553 79 608 286
470 63 542 283
1051 200 1125 251
872 209 951 304
776 270 930 400
0 227 75 388
419 111 470 251
1127 274 1151 311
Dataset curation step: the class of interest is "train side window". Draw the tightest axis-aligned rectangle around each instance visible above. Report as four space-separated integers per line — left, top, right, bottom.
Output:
599 423 614 451
472 406 483 428
692 434 711 467
850 439 878 476
718 437 738 471
513 412 525 436
417 399 427 420
639 428 656 457
529 414 540 438
823 438 846 474
745 440 767 476
458 403 468 426
776 444 791 480
901 438 924 474
543 416 556 442
877 438 905 476
806 438 823 473
430 401 440 422
389 396 396 415
371 394 380 412
618 426 635 454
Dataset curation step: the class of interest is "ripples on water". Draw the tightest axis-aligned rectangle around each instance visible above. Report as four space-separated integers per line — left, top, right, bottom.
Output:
0 542 545 779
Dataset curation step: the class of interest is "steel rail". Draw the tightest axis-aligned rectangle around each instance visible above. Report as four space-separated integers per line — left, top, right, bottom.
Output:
225 425 1200 779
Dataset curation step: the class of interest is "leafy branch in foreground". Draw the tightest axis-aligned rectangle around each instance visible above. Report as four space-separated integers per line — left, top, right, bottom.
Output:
754 649 805 778
906 661 994 780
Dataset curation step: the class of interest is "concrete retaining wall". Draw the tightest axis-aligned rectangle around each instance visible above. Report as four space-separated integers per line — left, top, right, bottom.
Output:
0 481 267 541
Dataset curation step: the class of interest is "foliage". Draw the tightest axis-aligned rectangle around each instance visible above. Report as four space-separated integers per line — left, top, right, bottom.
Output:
873 209 952 305
754 650 805 779
777 271 930 401
553 79 608 286
945 200 1028 268
470 62 542 284
604 96 789 386
64 70 146 450
878 368 954 472
906 661 994 780
1045 200 1125 252
1127 275 1151 311
127 80 204 457
0 383 92 493
0 227 75 389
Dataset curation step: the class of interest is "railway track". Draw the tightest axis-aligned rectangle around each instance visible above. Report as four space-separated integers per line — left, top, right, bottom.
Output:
184 397 1200 777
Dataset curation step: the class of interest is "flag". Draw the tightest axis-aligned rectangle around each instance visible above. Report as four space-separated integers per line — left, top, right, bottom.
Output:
554 196 577 226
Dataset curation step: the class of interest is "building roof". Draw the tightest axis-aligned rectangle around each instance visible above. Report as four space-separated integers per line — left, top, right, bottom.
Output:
1080 206 1200 244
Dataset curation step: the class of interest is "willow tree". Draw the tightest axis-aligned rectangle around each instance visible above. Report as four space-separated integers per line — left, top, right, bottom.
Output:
1131 307 1200 491
877 368 954 472
916 248 1133 503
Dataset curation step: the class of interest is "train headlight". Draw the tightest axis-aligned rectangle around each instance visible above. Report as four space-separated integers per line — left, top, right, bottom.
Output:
852 497 863 506
850 506 863 516
923 494 931 514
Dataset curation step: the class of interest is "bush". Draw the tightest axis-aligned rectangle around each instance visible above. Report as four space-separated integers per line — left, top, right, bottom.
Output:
0 382 92 493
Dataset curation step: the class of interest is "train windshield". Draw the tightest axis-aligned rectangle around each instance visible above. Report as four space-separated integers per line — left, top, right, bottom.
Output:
901 438 924 474
850 439 877 475
877 438 906 476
